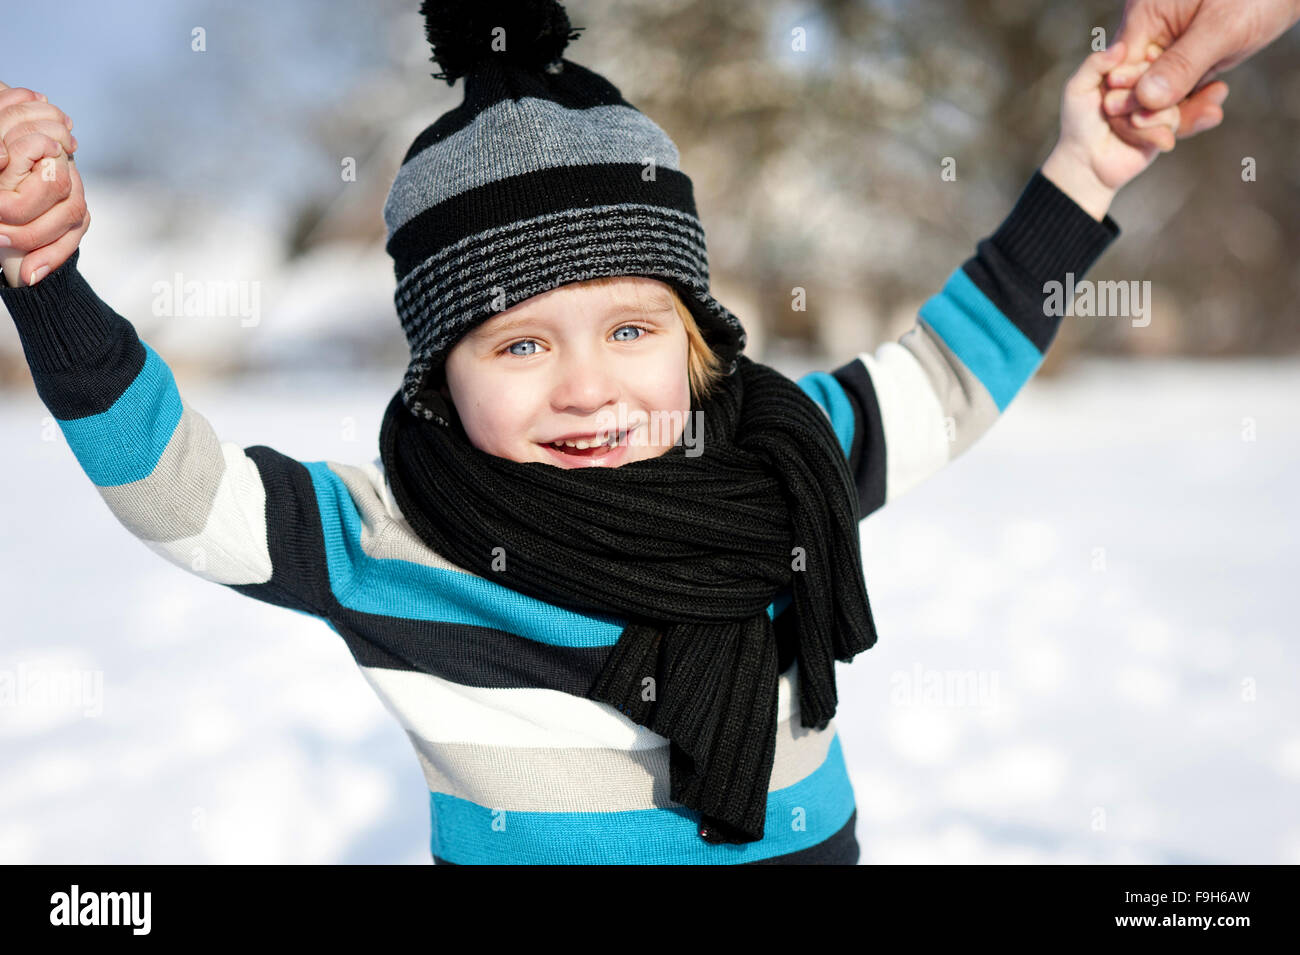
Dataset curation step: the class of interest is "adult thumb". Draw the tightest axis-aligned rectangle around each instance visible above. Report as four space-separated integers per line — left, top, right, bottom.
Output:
1137 19 1229 109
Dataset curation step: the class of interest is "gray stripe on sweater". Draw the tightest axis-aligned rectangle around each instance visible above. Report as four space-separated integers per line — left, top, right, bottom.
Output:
403 717 837 812
325 460 468 574
98 397 224 542
901 317 1001 460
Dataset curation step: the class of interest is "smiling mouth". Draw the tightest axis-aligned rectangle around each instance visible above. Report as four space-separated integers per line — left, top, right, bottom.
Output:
542 430 629 457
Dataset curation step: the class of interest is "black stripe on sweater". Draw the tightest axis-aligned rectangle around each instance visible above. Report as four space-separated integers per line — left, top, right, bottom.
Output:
225 446 338 620
960 170 1120 355
829 357 887 520
327 596 801 694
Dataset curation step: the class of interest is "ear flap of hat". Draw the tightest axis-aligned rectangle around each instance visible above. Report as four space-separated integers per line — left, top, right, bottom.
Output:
410 368 459 429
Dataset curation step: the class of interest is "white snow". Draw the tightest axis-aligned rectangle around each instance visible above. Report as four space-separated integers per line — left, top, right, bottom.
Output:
1 356 1297 864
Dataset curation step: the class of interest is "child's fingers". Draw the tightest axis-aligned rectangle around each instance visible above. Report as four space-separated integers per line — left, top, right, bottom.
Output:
0 170 85 265
1131 103 1181 134
1106 62 1147 89
1105 43 1164 89
0 136 72 225
1104 87 1142 116
1108 112 1177 154
1117 113 1178 152
0 131 65 189
1068 40 1128 95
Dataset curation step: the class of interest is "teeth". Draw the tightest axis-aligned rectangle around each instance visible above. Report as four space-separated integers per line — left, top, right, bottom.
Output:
551 433 620 450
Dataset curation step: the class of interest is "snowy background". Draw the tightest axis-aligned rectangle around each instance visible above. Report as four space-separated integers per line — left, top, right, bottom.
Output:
1 0 1298 864
2 351 1297 864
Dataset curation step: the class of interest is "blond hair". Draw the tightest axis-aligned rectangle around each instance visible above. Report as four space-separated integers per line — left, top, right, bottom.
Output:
583 276 727 404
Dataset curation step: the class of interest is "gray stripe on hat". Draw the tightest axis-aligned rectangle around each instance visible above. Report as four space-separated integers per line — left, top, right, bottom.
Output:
396 216 709 343
383 100 684 237
395 203 707 318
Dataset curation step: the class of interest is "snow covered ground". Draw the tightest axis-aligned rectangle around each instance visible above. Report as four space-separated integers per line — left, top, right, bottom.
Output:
1 354 1297 864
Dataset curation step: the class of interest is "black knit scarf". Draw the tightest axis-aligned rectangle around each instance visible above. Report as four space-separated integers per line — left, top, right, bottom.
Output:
378 353 879 845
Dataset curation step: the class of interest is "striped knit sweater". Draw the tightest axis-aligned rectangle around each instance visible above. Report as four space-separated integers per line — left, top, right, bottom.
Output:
1 168 1118 864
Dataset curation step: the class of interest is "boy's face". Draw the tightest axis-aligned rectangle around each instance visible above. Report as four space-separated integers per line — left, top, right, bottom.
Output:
441 276 691 468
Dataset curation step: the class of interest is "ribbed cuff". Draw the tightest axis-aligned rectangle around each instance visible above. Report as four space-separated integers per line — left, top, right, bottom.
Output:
0 248 121 373
991 169 1121 290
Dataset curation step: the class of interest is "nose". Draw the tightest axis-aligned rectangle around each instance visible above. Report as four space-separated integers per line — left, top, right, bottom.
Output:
550 348 621 419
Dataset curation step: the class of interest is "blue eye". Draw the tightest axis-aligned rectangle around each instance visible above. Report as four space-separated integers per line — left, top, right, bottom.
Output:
505 339 539 357
612 324 648 342
500 324 649 358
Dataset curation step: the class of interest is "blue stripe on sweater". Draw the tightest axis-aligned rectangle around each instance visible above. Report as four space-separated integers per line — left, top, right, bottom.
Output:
304 462 789 648
919 267 1044 411
429 731 856 864
56 342 181 487
796 371 854 459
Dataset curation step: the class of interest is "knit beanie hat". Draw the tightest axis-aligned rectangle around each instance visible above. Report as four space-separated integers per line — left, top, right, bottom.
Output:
382 0 749 426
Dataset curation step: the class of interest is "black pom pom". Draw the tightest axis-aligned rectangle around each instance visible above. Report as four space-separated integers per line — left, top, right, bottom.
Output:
419 0 584 86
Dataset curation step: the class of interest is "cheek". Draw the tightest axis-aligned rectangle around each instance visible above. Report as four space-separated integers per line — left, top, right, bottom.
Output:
457 383 534 457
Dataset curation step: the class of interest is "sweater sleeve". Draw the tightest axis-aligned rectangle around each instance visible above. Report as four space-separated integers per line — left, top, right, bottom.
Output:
797 168 1120 520
1 248 338 619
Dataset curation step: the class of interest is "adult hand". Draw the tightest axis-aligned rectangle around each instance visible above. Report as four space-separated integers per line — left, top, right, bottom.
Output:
0 81 89 286
1105 0 1300 151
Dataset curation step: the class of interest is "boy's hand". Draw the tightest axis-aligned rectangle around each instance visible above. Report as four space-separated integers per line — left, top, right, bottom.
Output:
1042 40 1183 221
0 82 89 286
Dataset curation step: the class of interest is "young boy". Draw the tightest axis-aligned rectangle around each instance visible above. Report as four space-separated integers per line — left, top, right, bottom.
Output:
1 9 1181 863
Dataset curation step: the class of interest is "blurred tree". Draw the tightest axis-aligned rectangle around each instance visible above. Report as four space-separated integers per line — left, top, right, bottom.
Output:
79 0 1300 365
559 0 1300 363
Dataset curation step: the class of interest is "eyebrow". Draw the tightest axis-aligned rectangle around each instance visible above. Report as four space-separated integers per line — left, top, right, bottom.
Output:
479 294 676 338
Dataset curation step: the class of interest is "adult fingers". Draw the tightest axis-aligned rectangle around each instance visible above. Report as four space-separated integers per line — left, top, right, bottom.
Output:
1135 7 1239 110
20 206 91 286
1112 0 1172 68
0 86 76 167
1111 81 1228 137
1 116 77 159
0 102 76 151
1174 81 1230 137
0 84 42 114
0 83 41 167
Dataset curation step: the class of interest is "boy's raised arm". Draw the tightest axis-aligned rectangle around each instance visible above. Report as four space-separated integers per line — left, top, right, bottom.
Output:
798 168 1119 520
797 41 1185 521
1 249 341 619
